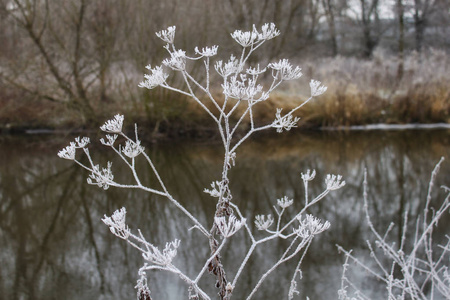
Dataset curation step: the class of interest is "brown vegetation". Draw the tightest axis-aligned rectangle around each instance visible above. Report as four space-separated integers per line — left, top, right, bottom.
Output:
0 0 448 134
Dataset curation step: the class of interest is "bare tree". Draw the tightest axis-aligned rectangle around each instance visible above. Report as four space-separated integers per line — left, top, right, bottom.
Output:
412 0 438 52
321 0 339 56
358 0 381 57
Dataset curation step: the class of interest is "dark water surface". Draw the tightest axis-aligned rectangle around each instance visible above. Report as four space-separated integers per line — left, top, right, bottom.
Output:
1 129 449 300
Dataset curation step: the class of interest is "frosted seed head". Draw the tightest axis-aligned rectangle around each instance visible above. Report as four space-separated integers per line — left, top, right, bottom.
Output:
204 181 222 198
277 196 294 209
295 214 330 237
156 26 176 44
215 55 240 77
269 59 302 81
272 108 300 133
246 64 267 76
74 137 90 148
231 29 259 47
102 207 130 239
325 174 346 190
301 169 316 182
100 114 124 133
100 134 118 146
139 65 169 89
162 50 187 71
122 139 145 159
257 23 280 41
215 215 246 237
254 214 274 231
194 45 219 57
58 142 76 160
310 79 327 97
87 161 114 190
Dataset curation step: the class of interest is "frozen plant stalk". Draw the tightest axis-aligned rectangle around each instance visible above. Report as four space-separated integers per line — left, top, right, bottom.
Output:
58 23 344 300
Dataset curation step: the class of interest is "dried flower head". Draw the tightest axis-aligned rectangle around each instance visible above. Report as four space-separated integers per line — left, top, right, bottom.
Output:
277 196 294 209
295 214 331 238
310 79 327 97
325 174 346 190
254 214 274 231
204 181 222 198
301 169 316 182
87 161 114 190
58 137 91 160
100 114 124 133
246 64 267 76
102 207 130 239
272 108 300 133
139 65 169 90
215 215 246 237
74 137 90 148
222 75 264 100
231 29 258 47
156 26 176 44
194 45 219 57
269 59 302 81
58 143 76 160
163 49 187 71
100 134 118 147
257 23 280 41
122 140 145 159
215 55 240 77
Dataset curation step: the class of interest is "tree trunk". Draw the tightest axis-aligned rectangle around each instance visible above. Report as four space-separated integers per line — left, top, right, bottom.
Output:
397 0 405 80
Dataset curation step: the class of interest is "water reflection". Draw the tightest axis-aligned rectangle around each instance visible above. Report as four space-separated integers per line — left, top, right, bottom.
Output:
0 130 449 300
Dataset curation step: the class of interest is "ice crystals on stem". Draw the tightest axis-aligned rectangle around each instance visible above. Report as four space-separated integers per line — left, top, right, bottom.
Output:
139 65 169 90
100 114 124 133
310 79 327 97
135 269 152 300
272 108 300 133
254 214 274 231
214 215 246 238
325 174 346 190
156 25 176 44
102 207 130 240
87 161 114 190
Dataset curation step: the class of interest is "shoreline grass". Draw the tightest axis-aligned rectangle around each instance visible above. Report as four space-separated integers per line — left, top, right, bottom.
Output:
1 49 448 136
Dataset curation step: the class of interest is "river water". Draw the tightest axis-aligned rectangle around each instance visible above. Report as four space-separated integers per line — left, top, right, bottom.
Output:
0 129 449 300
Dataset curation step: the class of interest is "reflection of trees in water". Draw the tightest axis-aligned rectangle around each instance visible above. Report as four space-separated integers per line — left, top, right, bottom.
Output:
0 130 449 299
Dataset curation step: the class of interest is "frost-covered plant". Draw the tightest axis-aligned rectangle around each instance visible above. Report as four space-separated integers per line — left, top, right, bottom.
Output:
58 24 343 300
337 157 450 300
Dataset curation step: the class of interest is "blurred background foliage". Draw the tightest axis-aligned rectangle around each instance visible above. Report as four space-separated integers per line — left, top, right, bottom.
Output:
0 0 448 134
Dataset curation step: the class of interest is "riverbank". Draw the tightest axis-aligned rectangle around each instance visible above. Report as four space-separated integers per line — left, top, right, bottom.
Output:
1 50 448 136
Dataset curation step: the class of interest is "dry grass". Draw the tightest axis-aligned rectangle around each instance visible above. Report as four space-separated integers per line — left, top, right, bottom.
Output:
1 49 448 133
